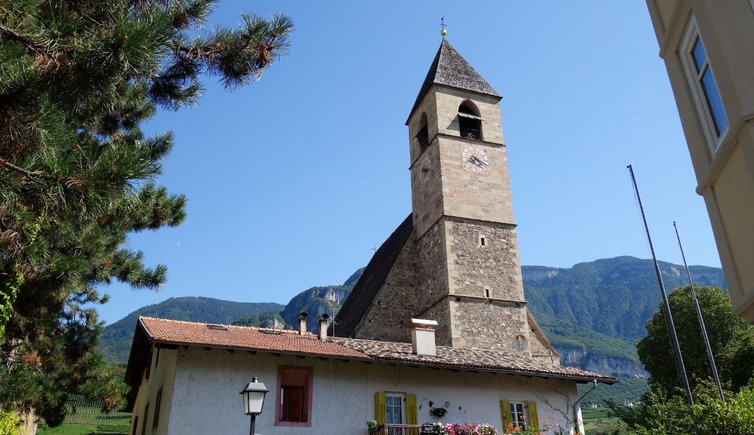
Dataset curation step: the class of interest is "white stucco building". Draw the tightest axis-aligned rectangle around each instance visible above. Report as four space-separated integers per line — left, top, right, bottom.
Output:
125 317 612 434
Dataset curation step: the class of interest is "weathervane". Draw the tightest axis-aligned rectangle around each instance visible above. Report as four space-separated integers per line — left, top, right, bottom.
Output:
439 17 447 38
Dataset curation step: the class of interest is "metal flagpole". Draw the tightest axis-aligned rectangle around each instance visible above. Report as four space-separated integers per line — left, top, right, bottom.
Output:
627 165 693 405
673 221 725 402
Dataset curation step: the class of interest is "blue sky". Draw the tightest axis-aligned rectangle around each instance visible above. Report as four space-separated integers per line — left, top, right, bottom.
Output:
99 1 720 324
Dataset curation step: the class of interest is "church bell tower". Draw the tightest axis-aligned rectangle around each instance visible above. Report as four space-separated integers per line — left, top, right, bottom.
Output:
406 39 530 352
334 39 555 360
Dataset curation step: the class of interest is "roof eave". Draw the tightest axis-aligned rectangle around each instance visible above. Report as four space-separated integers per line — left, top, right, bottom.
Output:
358 356 616 384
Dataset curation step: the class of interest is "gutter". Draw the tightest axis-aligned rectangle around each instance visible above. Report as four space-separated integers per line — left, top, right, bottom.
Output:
572 379 597 434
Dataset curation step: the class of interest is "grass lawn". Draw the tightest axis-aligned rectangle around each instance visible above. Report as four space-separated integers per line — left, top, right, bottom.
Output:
37 417 130 435
582 407 634 434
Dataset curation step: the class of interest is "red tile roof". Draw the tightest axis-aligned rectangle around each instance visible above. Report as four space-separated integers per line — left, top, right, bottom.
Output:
138 317 366 359
331 337 615 384
134 317 614 384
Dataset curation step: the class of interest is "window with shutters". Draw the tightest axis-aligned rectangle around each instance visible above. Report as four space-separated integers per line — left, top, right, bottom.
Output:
375 392 418 435
275 366 313 427
501 400 538 433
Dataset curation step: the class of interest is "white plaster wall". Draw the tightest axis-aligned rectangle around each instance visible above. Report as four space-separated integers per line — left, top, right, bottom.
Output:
366 364 580 434
166 349 369 435
159 347 583 434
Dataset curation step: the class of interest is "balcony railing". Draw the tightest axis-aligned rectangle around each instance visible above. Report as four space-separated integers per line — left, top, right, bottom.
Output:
369 424 440 435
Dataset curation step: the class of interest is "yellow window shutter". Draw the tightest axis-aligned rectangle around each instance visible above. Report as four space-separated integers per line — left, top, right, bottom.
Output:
500 400 512 433
527 401 539 432
406 393 418 423
375 392 386 425
406 394 418 435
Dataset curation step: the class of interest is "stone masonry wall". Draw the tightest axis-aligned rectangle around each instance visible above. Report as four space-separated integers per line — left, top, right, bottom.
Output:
419 301 452 347
353 234 420 343
410 136 445 238
446 218 525 301
415 220 449 313
451 299 530 353
438 136 515 226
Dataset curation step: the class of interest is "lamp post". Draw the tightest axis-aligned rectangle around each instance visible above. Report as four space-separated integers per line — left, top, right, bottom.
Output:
240 377 268 435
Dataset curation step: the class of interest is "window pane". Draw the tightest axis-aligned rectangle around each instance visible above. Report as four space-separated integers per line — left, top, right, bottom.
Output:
281 385 306 422
701 69 728 137
691 37 706 74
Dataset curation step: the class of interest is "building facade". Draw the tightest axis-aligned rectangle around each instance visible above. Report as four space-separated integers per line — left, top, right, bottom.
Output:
645 1 754 322
125 317 611 435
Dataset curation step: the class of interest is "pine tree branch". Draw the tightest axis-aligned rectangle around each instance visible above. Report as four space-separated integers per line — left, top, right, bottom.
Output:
0 157 43 179
0 23 48 56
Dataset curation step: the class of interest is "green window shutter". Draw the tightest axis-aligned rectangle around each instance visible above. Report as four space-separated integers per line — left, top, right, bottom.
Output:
375 392 386 425
500 400 512 433
526 401 539 432
406 394 418 435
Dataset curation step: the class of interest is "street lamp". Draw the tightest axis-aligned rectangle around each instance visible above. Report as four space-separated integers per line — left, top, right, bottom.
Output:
240 377 268 435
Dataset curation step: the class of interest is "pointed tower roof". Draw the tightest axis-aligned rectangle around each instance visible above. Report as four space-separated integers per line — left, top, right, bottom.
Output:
407 39 501 124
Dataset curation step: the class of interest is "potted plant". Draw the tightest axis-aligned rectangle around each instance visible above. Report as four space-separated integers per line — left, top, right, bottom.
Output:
367 420 383 435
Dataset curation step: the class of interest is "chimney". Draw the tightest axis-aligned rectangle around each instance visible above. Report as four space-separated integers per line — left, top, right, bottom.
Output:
298 311 308 334
411 318 438 356
317 314 329 340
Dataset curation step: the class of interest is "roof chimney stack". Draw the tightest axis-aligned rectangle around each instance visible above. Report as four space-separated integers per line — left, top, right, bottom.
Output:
298 312 308 335
318 314 329 340
411 318 438 356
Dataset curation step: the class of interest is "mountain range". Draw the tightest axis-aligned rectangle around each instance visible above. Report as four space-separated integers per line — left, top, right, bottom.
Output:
100 256 726 380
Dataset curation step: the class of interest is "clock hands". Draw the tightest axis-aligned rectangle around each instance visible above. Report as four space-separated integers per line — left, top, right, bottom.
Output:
467 155 487 168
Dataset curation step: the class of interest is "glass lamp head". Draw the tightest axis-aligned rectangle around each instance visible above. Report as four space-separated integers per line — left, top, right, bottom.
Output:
240 377 269 415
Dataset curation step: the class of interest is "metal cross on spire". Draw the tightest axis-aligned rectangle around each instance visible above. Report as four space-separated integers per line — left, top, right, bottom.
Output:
439 17 447 38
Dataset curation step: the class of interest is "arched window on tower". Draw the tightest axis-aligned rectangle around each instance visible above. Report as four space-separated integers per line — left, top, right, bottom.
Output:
458 102 482 140
415 113 429 150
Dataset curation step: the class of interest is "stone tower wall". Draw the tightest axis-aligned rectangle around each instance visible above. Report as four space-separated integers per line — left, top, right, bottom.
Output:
446 218 525 301
436 138 515 225
419 300 453 347
451 299 529 353
433 88 503 145
409 88 508 239
410 137 445 239
415 220 450 312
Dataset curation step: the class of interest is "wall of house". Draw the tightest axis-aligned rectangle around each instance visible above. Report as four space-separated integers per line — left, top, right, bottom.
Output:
156 347 584 435
165 348 369 435
130 346 178 435
645 0 754 322
368 363 583 433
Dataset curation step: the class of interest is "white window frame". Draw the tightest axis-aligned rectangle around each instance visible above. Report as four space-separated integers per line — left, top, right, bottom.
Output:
385 393 406 435
509 401 528 430
680 18 729 154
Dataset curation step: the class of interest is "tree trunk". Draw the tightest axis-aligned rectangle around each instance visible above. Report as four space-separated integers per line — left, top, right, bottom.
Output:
17 408 37 435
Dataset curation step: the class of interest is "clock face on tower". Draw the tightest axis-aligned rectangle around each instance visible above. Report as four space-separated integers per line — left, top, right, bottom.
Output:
461 146 489 173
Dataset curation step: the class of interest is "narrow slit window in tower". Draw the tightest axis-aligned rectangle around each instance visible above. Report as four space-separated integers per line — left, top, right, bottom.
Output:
458 103 482 140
